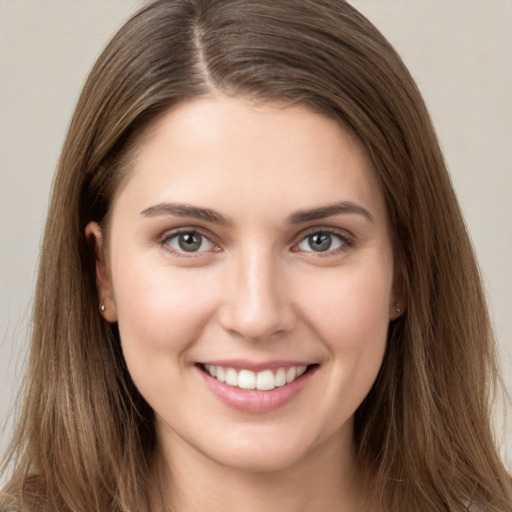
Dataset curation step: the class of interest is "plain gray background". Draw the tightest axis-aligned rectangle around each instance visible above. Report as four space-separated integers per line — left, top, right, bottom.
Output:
1 0 511 470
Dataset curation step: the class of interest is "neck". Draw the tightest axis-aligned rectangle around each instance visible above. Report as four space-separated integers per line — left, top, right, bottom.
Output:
148 427 369 512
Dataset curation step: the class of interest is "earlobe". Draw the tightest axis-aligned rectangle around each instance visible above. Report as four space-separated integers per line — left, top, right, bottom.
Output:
390 264 406 321
390 302 403 321
85 221 118 323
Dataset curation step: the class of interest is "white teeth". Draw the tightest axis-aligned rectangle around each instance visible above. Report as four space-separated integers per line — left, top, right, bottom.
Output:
275 367 286 387
256 370 275 391
216 366 226 383
296 365 307 377
286 367 297 383
203 364 310 391
238 369 256 389
225 368 238 386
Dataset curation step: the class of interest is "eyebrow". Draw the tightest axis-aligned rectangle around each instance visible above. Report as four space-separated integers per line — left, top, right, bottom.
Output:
140 200 374 225
288 201 374 224
140 202 232 225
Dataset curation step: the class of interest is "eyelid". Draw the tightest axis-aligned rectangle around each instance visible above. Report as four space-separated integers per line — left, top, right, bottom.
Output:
158 226 221 257
156 224 354 258
290 226 355 255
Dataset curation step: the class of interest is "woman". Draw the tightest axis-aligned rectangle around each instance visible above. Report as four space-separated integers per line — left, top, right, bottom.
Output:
1 0 511 510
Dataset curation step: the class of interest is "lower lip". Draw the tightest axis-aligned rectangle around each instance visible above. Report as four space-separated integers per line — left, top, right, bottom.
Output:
197 365 318 413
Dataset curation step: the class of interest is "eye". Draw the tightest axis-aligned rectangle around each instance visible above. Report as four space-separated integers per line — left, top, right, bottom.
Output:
164 230 216 254
295 230 350 254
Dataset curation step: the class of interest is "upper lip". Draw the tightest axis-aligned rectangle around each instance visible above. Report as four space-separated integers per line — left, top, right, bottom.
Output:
198 359 315 372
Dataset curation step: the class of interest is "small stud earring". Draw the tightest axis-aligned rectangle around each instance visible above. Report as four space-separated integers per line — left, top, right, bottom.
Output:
396 304 401 315
100 304 106 312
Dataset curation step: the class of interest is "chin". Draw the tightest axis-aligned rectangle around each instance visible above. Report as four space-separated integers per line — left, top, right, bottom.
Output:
192 420 344 475
205 442 310 474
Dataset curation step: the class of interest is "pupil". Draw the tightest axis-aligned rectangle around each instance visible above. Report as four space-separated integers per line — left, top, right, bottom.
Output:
309 233 331 252
178 233 201 252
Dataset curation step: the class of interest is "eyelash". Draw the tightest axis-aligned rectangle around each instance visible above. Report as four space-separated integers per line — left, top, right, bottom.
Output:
158 227 220 258
158 226 354 258
291 227 354 257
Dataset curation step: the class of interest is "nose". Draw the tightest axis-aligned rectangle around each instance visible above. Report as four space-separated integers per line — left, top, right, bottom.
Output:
218 249 297 341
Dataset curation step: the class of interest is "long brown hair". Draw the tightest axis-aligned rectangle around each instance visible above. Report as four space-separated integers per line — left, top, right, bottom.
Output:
1 1 511 510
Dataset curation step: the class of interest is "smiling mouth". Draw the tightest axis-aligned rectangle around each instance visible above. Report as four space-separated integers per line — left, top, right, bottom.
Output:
199 363 316 391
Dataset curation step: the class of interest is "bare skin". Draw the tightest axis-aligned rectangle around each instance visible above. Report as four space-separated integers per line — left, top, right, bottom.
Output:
148 423 366 512
87 95 400 512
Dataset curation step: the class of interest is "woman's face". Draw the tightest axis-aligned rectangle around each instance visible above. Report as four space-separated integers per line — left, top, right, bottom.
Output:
89 95 399 473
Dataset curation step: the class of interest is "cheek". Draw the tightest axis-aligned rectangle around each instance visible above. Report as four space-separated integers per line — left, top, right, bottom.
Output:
109 255 222 407
296 259 392 400
110 252 218 356
300 265 392 422
301 262 392 344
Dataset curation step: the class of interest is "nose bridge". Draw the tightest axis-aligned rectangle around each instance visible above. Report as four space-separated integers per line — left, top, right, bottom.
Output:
220 243 295 340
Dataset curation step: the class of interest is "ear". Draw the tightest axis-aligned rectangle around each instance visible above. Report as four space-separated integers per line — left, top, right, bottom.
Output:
389 263 406 321
85 221 118 323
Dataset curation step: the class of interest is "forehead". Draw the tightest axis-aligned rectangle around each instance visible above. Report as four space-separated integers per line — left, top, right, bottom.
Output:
111 95 385 223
